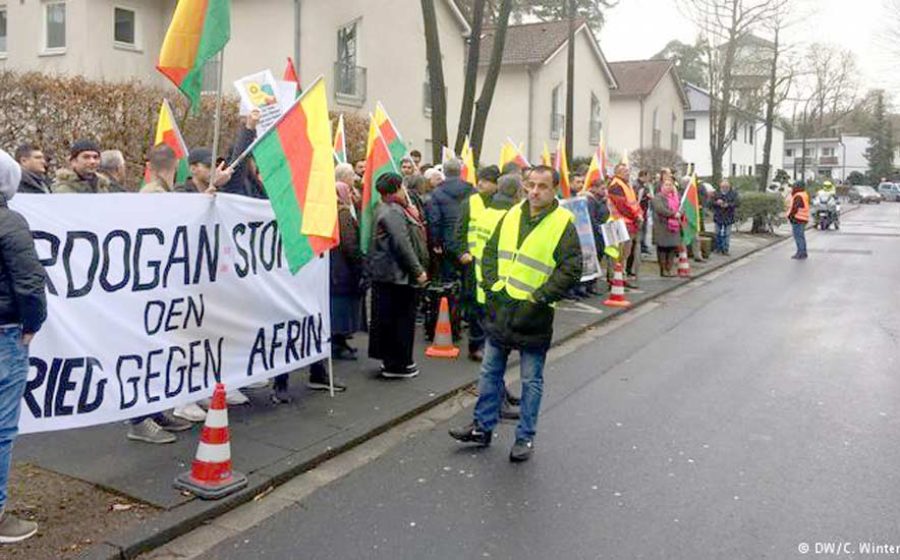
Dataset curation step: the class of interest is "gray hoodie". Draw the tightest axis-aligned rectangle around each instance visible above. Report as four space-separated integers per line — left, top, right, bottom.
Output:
0 150 21 203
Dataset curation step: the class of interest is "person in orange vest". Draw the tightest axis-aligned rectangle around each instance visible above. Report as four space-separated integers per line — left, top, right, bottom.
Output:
787 181 810 260
607 163 644 288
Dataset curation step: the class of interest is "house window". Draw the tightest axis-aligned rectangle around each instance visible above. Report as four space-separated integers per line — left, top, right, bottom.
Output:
748 125 754 145
114 7 136 47
671 112 678 151
201 54 220 93
589 93 602 145
652 108 660 148
550 84 564 139
44 1 66 52
335 19 366 104
0 7 7 55
683 119 696 140
732 123 738 141
785 148 793 157
803 147 813 157
731 163 737 177
822 147 835 157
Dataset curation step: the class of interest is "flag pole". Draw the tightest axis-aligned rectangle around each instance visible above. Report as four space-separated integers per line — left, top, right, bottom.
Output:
210 50 226 187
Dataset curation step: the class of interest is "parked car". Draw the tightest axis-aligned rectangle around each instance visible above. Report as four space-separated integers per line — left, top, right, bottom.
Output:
848 185 882 204
877 182 900 201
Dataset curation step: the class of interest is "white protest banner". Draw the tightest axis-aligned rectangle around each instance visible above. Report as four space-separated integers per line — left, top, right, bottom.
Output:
11 194 330 434
559 197 600 282
601 219 631 248
234 69 283 134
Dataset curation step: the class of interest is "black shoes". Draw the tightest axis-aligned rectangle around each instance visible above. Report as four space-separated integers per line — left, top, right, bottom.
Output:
449 423 492 446
381 363 420 379
509 439 534 462
500 399 521 420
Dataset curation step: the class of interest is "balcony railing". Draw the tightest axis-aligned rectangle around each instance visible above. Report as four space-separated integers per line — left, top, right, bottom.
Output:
550 113 565 139
819 156 839 165
334 62 367 105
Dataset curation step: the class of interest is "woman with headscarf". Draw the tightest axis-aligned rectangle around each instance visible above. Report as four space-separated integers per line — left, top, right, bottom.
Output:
330 181 364 360
367 173 429 378
651 177 683 276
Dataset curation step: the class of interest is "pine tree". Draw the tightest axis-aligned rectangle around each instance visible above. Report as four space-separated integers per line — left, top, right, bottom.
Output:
865 90 895 181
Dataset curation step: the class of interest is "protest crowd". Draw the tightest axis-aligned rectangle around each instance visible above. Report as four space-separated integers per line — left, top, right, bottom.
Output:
0 95 746 541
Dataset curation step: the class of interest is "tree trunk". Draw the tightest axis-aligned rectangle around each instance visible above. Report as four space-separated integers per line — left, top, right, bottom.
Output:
454 0 485 154
470 0 513 163
759 25 780 193
421 0 448 164
565 0 576 163
709 1 740 186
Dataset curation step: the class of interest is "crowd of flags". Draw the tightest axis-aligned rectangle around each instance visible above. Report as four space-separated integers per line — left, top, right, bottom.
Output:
147 0 701 275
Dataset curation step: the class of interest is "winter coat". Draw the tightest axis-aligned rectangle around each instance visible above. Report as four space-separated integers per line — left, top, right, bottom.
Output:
711 189 739 225
367 201 427 286
174 177 202 193
426 177 474 256
221 128 267 199
52 169 110 194
652 194 682 248
0 198 47 334
139 177 172 193
18 171 50 194
482 200 582 350
331 206 363 296
97 172 128 193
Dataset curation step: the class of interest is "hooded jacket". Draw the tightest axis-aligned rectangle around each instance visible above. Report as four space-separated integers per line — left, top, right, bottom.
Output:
426 177 474 256
52 168 110 194
0 150 48 334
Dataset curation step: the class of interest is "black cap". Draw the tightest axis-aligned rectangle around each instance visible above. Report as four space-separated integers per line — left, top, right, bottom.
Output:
792 180 806 188
478 165 501 184
189 147 212 166
70 139 101 160
376 172 403 195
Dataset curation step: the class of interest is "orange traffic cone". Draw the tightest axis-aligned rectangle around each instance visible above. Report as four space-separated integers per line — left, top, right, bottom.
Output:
174 383 247 499
425 296 460 359
677 246 691 278
603 261 632 308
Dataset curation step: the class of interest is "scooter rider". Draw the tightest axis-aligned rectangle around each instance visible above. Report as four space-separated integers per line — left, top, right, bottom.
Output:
813 180 840 230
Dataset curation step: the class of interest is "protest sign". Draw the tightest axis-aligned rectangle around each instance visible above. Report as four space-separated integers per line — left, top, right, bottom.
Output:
560 197 600 282
601 218 631 248
11 194 330 434
234 69 283 134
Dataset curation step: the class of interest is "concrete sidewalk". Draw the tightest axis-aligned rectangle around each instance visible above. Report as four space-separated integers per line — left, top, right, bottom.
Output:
16 230 782 559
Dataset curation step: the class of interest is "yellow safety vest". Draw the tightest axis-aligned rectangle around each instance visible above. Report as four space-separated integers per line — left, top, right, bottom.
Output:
491 202 574 302
465 193 487 254
473 207 509 304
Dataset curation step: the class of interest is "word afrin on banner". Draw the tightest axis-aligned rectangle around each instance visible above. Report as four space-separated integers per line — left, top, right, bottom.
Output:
11 194 330 434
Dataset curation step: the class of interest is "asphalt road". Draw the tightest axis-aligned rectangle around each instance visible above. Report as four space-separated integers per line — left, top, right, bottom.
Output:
198 203 900 560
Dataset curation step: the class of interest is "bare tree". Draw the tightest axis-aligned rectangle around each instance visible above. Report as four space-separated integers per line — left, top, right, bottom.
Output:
454 0 486 154
422 0 449 163
805 44 859 136
679 0 786 184
470 0 514 163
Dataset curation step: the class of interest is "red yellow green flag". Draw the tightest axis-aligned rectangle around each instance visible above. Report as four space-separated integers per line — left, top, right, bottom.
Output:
153 99 191 183
360 119 398 254
460 137 477 185
283 56 301 96
680 174 701 246
584 145 603 193
554 137 571 198
499 138 530 170
333 114 347 164
249 77 338 273
157 0 231 109
541 143 552 167
374 102 407 164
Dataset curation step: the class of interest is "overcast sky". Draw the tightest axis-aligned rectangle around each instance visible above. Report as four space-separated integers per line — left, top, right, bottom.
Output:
597 0 894 99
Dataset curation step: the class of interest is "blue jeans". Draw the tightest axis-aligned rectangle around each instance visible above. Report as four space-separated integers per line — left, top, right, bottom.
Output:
0 327 28 510
791 222 807 256
473 338 547 442
715 222 732 253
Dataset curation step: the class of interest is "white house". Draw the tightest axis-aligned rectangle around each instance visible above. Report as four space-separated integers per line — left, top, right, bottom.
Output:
783 135 880 183
681 82 785 181
476 19 618 164
606 59 689 158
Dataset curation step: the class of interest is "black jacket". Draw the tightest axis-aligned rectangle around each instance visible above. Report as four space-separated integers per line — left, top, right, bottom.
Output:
0 199 47 333
18 171 50 194
482 200 581 350
222 128 267 199
426 177 473 256
367 202 427 285
331 207 363 296
711 189 739 225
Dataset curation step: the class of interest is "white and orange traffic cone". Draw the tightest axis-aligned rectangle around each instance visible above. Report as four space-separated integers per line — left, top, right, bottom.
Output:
677 246 692 278
425 297 460 359
174 383 247 500
603 261 632 308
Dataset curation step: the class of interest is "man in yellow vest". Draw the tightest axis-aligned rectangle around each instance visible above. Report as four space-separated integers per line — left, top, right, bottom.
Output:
450 165 582 462
457 166 501 361
787 181 810 260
